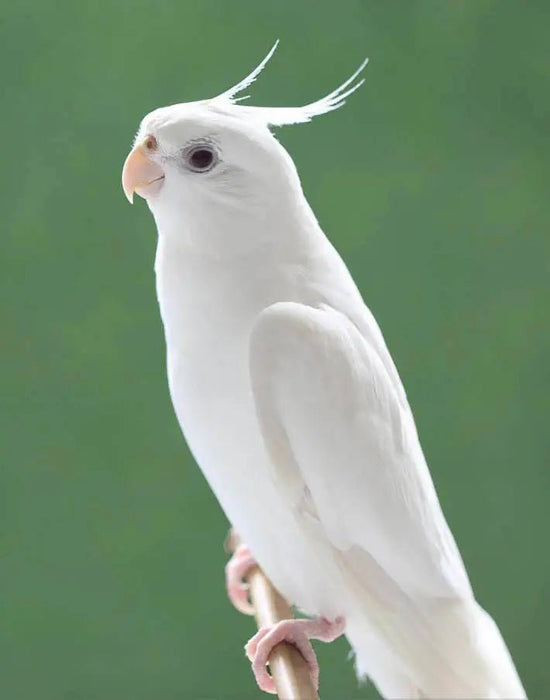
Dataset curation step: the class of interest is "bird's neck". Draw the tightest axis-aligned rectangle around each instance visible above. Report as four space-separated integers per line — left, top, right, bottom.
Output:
153 190 323 350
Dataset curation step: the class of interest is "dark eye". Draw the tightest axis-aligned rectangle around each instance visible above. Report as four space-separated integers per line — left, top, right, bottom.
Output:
185 145 217 173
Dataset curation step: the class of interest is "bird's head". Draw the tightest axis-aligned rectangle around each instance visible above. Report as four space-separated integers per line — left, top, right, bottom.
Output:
122 43 367 242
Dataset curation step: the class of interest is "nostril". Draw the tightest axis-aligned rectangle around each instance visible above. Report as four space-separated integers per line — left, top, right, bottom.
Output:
144 134 158 152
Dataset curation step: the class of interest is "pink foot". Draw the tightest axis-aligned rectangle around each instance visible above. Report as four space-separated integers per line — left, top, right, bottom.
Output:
245 616 345 694
225 542 257 615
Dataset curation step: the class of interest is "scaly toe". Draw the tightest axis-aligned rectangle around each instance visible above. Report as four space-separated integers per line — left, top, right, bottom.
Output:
227 579 254 615
247 620 321 692
225 544 257 615
245 626 271 662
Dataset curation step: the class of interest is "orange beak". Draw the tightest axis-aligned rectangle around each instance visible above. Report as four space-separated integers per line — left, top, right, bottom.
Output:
121 145 165 204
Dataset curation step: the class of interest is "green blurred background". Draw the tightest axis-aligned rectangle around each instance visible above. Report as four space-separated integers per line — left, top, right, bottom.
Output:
1 1 549 698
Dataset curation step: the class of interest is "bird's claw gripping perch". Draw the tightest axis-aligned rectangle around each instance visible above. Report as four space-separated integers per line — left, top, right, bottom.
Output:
245 616 346 694
225 542 258 615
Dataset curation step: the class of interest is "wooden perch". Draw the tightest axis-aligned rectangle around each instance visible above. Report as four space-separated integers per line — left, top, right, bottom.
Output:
227 533 320 700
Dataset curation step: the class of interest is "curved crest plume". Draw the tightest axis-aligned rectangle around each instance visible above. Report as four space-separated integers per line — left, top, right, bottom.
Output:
218 40 280 102
213 42 369 126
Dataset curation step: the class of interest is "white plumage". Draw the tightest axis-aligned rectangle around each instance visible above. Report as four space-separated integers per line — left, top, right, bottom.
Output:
122 45 526 698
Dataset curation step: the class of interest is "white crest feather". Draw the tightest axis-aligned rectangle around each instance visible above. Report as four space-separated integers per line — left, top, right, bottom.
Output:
218 40 280 103
213 43 368 126
248 55 369 126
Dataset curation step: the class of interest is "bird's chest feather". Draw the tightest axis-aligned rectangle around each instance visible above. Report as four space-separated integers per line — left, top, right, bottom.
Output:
155 237 296 489
155 251 346 616
156 248 277 488
167 321 262 487
166 327 346 616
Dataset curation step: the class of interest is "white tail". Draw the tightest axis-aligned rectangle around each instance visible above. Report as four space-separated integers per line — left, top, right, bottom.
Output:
346 595 526 698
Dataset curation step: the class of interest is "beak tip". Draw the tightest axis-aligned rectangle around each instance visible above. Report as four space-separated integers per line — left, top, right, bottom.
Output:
122 178 134 203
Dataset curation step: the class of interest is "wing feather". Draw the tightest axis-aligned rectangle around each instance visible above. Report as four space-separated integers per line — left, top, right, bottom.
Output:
249 301 471 599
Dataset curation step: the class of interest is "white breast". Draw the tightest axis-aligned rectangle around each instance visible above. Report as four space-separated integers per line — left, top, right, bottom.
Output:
155 235 347 618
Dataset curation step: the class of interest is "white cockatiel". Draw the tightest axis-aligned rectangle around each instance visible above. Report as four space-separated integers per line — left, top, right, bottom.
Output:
122 44 525 699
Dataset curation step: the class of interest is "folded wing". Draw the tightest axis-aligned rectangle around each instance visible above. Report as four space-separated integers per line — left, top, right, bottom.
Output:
249 301 471 600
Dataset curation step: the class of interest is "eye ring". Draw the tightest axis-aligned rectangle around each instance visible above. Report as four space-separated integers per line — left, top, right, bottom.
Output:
184 144 218 173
